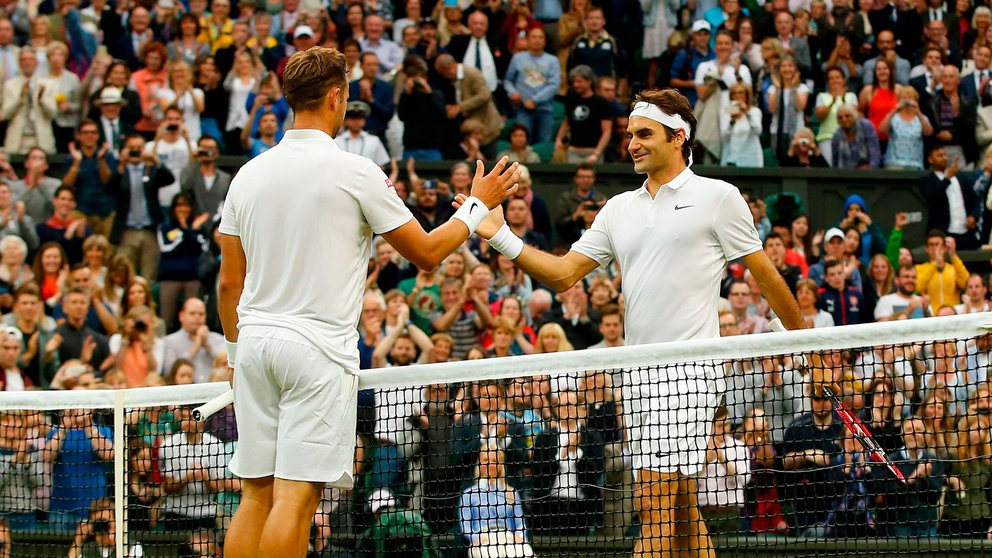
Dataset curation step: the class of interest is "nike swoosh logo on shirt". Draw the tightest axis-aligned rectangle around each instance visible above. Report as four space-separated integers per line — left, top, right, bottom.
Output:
674 204 694 210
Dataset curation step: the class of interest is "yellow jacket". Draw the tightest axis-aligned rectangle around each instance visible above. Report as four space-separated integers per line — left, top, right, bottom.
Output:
916 256 970 312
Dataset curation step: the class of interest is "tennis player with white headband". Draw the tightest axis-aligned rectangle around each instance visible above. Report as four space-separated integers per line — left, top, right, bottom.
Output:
456 88 818 557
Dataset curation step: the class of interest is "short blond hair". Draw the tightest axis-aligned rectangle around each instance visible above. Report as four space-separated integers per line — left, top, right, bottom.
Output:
282 47 348 113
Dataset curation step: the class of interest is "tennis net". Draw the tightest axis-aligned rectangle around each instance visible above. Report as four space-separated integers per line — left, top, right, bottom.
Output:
0 313 990 557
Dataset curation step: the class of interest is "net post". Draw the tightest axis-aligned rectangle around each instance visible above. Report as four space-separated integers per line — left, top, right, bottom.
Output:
114 391 126 557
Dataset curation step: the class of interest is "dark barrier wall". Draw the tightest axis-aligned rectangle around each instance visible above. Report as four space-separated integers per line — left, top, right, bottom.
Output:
406 163 933 248
22 154 935 248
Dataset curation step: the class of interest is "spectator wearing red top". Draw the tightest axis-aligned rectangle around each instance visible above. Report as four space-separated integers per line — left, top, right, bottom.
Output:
37 186 91 265
129 43 169 138
31 243 68 304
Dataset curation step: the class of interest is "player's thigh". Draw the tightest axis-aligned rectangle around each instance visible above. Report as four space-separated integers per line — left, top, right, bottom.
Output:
229 335 283 478
265 333 359 484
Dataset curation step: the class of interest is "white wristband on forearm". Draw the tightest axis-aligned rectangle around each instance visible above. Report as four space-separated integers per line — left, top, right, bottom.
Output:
450 196 488 235
225 340 237 369
488 223 525 260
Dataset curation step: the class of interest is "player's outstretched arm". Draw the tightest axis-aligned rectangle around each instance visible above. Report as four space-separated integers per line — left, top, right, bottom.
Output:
456 199 599 292
512 244 600 293
384 158 521 271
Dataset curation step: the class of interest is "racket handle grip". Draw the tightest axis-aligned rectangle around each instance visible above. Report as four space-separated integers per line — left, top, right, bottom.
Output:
192 390 234 422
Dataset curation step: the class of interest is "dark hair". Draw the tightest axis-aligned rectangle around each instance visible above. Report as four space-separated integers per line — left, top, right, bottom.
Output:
575 162 595 175
633 88 696 165
179 13 201 36
923 45 945 63
106 61 131 82
169 358 195 383
170 193 194 221
64 286 90 300
198 134 219 146
763 231 785 247
598 303 622 319
898 264 916 275
872 57 896 91
13 282 40 302
31 242 67 281
507 123 530 141
823 257 844 272
282 47 348 113
824 65 846 80
359 51 378 65
76 119 99 133
53 185 76 200
715 29 735 43
340 37 361 52
70 262 89 273
403 54 428 77
926 229 946 241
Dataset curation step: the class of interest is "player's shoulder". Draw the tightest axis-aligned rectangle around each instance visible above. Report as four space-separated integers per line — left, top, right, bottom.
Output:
687 173 746 202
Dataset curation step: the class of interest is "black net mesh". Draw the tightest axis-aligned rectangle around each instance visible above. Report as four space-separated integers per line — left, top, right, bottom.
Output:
4 333 992 556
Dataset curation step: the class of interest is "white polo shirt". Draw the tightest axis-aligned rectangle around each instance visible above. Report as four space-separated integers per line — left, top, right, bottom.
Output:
572 167 762 345
219 129 413 370
334 130 391 166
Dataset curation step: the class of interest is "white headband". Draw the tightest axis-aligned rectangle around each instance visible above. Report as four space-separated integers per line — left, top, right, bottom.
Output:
629 102 692 141
629 102 694 166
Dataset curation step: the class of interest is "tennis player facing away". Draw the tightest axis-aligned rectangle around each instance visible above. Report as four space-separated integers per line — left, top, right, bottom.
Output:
217 47 521 558
463 88 812 557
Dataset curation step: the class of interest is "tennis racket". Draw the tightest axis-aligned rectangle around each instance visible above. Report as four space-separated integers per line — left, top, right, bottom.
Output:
822 385 907 484
767 319 906 484
192 389 233 422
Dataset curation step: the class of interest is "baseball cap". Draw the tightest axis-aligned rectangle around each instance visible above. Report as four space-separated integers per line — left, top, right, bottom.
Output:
345 100 371 118
442 0 459 7
824 227 845 243
419 16 437 27
690 20 712 34
294 25 315 39
158 0 176 8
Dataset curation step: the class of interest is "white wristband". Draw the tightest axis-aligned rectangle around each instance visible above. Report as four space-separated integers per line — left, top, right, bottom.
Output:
225 340 237 369
488 223 525 260
450 196 488 235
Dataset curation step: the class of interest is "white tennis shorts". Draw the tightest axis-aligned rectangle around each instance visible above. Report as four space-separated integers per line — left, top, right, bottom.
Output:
624 363 724 476
228 325 359 487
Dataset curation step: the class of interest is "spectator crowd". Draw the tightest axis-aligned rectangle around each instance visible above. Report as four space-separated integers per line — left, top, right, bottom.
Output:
0 0 984 555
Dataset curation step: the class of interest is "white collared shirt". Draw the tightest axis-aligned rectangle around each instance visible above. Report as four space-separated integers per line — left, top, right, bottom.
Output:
220 129 413 369
571 167 762 343
334 129 391 166
464 36 498 92
936 170 967 234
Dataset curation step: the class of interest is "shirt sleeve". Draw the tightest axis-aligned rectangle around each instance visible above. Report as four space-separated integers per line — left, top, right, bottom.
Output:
571 199 615 268
355 162 414 235
218 184 240 236
694 61 708 86
713 187 762 261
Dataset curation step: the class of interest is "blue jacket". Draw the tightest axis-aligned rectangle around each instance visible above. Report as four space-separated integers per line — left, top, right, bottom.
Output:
348 79 396 134
817 283 864 325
